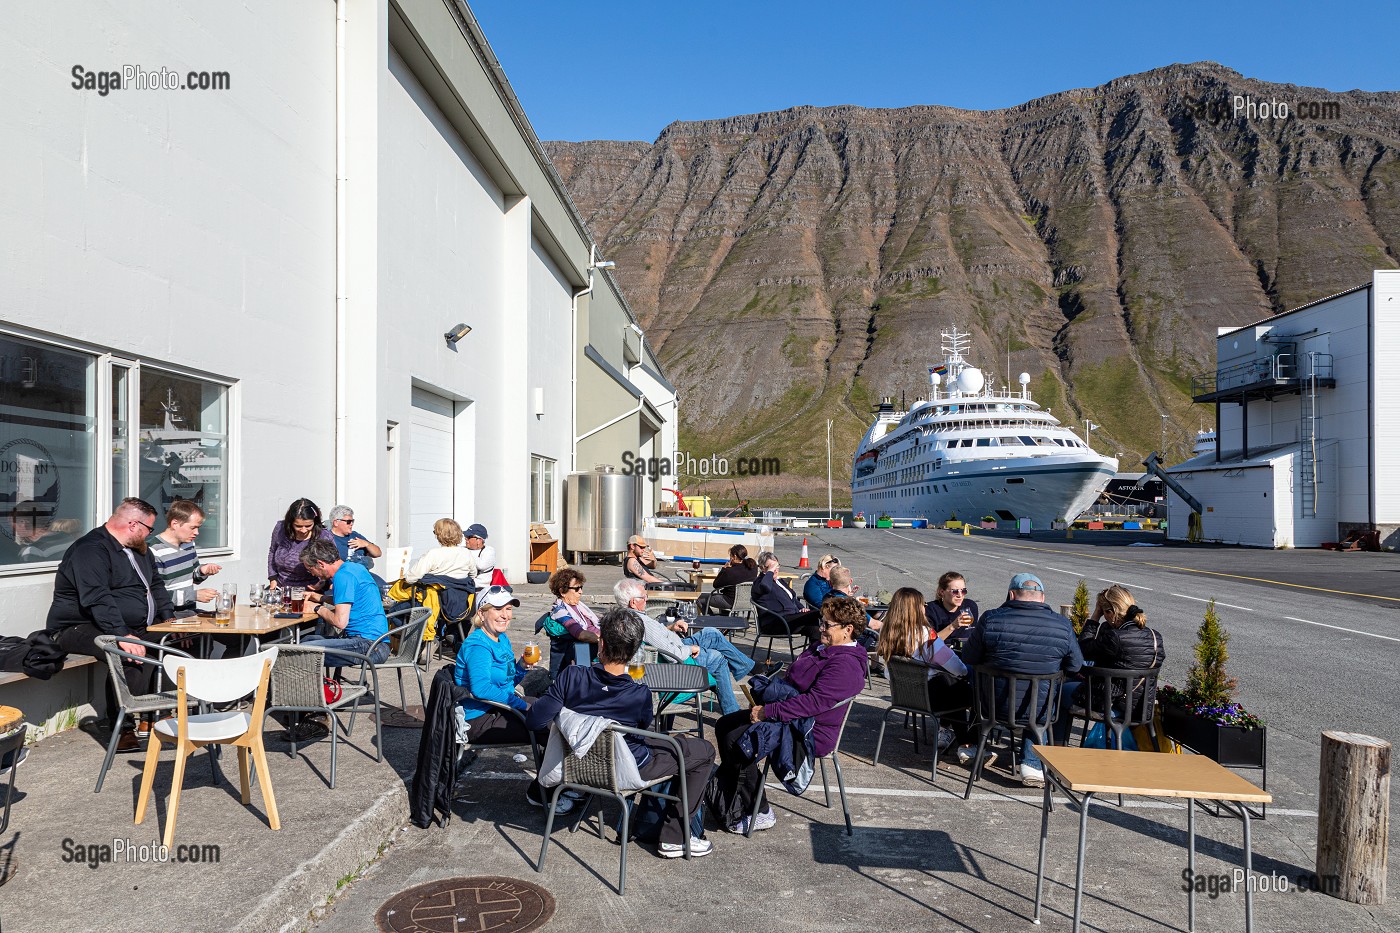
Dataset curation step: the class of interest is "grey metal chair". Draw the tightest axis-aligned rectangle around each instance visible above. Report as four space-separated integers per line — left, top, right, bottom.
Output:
446 692 543 826
746 697 857 837
535 723 694 894
363 606 432 711
1068 665 1160 751
962 664 1066 800
723 581 756 637
264 645 378 788
797 572 814 608
873 657 969 781
92 636 196 793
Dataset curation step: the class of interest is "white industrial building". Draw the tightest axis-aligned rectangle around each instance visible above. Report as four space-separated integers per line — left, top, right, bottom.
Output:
1164 269 1400 549
0 0 676 726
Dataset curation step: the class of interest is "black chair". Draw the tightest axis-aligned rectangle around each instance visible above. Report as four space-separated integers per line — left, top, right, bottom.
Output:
0 720 26 834
752 604 800 663
962 664 1065 799
873 658 970 781
1068 665 1160 751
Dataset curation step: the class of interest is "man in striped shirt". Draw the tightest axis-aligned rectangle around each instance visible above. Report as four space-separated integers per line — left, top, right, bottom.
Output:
149 499 222 609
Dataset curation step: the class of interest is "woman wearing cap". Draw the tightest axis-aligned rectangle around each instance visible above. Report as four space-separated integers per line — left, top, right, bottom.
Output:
454 585 570 814
404 518 478 583
268 497 334 590
463 523 496 574
1054 584 1165 743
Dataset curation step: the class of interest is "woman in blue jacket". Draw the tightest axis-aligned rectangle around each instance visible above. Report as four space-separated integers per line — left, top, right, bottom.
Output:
454 585 572 815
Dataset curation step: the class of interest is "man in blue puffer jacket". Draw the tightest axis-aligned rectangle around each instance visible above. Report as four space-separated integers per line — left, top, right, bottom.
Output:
961 572 1082 787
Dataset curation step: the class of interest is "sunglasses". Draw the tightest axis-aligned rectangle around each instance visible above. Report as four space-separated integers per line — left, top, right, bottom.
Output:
947 587 967 595
482 585 514 597
565 585 584 592
338 517 355 525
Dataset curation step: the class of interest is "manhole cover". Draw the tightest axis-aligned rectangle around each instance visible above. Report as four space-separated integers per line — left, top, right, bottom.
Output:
376 876 554 933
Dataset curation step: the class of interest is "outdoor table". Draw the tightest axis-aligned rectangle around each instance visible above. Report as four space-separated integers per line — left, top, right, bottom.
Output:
1032 744 1272 933
0 706 21 734
148 604 316 653
686 615 747 632
666 590 702 602
687 569 721 587
637 660 712 737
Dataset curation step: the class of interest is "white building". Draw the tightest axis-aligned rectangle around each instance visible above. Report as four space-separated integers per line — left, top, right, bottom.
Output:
1164 269 1400 549
0 1 674 726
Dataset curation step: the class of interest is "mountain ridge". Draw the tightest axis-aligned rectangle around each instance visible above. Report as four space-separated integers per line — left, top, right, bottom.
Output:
547 62 1400 503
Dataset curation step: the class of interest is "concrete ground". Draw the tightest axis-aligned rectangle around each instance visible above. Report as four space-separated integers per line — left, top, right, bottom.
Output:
2 533 1396 931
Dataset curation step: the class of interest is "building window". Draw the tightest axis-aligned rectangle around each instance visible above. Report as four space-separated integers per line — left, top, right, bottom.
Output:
0 329 232 569
530 455 555 523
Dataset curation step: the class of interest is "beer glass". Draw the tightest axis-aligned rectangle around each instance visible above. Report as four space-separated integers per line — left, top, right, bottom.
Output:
523 641 541 667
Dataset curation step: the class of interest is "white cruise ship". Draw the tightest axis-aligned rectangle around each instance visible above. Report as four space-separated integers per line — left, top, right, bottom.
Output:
851 328 1117 528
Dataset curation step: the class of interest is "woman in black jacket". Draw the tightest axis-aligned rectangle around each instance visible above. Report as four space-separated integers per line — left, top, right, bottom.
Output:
699 545 759 614
1055 584 1164 742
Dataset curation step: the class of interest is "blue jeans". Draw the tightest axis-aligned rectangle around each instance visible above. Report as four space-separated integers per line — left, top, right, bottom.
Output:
302 633 390 667
684 627 755 680
991 677 1054 770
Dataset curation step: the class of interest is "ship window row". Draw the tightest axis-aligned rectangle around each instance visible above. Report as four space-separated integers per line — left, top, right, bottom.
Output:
1 327 234 570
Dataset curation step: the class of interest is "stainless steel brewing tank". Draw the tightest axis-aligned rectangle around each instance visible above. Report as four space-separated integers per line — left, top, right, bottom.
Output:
565 470 640 556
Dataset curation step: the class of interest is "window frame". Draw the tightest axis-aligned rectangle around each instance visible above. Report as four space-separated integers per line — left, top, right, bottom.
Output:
0 325 236 576
529 453 556 524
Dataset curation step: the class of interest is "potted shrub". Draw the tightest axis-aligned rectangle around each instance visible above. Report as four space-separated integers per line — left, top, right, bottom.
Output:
852 512 867 529
980 514 998 530
1068 579 1090 635
875 513 893 529
1160 600 1266 768
944 510 961 531
911 515 929 529
1051 516 1068 530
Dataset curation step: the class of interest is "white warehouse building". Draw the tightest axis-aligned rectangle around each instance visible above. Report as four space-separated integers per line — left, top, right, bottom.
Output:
0 0 676 726
1164 269 1400 549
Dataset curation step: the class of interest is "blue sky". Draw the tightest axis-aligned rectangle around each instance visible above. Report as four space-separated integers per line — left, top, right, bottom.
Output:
468 0 1398 142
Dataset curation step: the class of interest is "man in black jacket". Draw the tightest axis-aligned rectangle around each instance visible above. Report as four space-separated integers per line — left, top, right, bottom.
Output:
961 572 1082 787
46 497 176 748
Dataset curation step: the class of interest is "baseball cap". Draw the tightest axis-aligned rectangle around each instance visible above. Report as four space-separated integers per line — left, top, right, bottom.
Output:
465 523 489 540
1009 572 1044 592
478 585 520 608
628 534 648 547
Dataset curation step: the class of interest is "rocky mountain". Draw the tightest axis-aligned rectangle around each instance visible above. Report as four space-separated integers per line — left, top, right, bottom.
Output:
546 63 1400 504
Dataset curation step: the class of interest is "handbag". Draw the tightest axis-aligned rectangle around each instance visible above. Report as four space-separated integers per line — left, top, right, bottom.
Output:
323 677 343 704
1133 700 1182 754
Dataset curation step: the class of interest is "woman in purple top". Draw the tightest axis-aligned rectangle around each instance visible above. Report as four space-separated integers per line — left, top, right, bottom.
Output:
711 595 868 835
267 498 334 590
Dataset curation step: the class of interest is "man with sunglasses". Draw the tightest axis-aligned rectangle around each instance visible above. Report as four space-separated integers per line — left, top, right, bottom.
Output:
925 572 979 647
328 504 381 570
46 497 177 749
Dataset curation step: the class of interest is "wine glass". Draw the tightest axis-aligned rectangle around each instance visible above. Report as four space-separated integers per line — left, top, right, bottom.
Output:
249 584 262 609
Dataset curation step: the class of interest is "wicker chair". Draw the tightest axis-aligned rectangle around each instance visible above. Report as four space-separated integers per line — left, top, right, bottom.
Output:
92 636 197 793
265 645 379 788
535 724 694 894
745 697 857 837
873 657 969 781
361 606 432 711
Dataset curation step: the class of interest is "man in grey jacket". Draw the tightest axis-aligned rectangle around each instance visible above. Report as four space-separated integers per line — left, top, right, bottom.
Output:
961 572 1082 786
614 579 751 715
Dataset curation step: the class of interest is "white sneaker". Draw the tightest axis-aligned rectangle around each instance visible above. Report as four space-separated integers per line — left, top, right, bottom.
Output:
729 808 777 834
1020 763 1046 787
956 745 998 769
659 837 713 858
936 727 956 752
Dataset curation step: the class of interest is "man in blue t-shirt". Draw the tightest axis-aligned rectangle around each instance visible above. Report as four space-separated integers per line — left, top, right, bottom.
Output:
300 537 391 664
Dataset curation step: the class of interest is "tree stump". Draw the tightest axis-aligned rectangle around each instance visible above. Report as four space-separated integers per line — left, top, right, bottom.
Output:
1317 731 1389 904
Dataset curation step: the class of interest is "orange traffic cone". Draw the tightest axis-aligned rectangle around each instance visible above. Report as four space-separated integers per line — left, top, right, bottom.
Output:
798 537 810 568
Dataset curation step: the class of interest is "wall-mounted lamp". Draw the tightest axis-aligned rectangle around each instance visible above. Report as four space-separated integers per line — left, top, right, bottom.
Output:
592 260 616 270
444 323 472 346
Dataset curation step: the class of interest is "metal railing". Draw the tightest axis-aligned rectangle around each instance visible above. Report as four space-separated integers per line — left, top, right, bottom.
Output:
1192 353 1333 396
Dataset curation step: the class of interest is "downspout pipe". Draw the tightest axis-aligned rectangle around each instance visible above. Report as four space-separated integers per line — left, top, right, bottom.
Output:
334 0 348 501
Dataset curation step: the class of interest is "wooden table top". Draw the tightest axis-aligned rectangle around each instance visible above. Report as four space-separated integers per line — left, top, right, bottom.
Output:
148 604 315 637
1034 745 1273 803
0 706 22 732
664 590 701 601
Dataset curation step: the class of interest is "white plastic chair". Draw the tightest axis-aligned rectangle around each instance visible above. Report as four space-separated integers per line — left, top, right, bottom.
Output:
135 647 280 847
379 546 413 582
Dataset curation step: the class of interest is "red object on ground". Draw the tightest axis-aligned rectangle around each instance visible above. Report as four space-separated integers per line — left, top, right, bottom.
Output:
798 537 810 568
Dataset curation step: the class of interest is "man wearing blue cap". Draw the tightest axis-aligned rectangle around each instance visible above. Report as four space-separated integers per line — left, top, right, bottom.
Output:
961 572 1082 786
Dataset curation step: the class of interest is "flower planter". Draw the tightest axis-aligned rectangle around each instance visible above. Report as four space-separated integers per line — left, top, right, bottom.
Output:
910 518 928 529
875 519 893 528
980 521 997 530
852 520 867 529
1051 520 1068 530
826 519 843 529
1162 701 1267 768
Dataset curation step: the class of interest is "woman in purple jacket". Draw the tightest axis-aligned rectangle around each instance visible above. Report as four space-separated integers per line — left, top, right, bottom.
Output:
267 498 334 591
712 596 868 834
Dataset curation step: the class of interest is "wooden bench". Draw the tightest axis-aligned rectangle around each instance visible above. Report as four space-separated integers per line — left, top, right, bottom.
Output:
0 654 98 687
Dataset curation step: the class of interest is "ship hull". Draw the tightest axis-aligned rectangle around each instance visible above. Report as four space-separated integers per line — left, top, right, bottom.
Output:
852 456 1114 529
